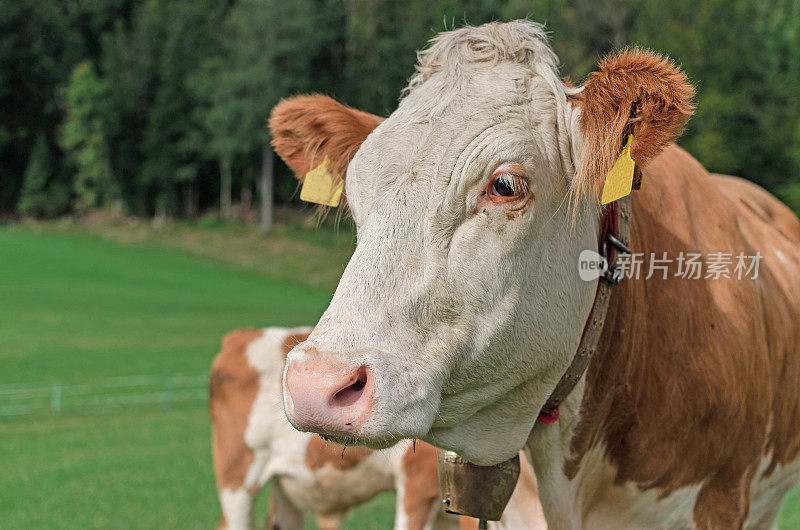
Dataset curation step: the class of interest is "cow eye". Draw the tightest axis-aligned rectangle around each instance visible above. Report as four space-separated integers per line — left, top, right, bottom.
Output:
491 174 521 198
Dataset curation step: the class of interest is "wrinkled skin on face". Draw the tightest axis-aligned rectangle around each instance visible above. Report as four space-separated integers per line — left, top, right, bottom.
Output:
271 22 693 465
311 70 595 464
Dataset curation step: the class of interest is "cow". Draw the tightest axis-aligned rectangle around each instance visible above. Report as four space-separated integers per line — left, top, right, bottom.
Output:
268 20 800 529
210 327 546 529
210 327 456 529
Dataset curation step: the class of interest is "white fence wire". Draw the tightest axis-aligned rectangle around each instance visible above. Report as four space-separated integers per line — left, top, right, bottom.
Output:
0 373 208 417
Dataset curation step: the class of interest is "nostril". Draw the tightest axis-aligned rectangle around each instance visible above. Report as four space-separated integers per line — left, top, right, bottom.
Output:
331 367 369 408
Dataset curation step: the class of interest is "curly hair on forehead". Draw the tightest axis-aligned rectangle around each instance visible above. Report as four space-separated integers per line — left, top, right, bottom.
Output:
404 20 562 96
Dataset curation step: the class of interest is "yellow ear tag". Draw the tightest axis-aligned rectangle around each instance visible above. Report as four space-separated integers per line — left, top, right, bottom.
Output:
300 156 343 207
600 134 635 205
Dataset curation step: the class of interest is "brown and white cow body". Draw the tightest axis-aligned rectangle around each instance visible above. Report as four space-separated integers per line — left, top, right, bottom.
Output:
210 327 461 530
269 21 800 529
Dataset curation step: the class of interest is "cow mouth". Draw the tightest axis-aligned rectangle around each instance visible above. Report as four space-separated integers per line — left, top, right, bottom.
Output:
319 433 354 445
318 432 399 450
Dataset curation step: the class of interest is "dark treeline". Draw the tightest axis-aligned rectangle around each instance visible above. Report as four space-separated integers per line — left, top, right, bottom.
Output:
2 0 799 227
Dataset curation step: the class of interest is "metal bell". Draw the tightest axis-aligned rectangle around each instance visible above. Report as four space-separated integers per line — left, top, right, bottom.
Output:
437 450 521 522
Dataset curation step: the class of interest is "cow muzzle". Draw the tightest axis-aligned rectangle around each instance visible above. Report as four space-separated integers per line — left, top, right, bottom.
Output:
283 354 376 436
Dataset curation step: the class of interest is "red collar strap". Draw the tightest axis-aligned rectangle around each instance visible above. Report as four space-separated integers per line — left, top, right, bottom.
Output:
537 196 632 423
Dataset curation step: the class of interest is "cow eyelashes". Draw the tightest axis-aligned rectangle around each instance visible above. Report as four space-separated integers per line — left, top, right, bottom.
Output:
491 174 518 197
476 163 530 213
488 173 528 200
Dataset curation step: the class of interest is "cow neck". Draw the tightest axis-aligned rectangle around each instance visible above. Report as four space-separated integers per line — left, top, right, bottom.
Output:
537 195 632 424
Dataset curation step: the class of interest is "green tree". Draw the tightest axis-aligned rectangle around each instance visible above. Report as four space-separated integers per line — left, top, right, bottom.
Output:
17 133 70 217
0 0 134 216
0 0 81 214
59 62 117 213
192 0 332 226
140 1 220 219
2 0 798 221
100 9 158 216
632 0 800 190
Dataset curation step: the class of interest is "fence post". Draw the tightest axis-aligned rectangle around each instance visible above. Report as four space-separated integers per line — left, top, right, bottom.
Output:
51 382 62 415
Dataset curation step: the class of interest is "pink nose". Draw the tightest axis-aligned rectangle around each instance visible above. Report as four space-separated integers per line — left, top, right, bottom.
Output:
284 359 375 434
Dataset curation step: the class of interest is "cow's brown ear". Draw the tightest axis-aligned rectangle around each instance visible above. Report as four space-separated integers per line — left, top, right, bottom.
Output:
269 95 383 183
573 50 695 200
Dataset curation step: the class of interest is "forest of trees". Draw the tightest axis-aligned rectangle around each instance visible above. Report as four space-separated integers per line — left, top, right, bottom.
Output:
2 0 799 229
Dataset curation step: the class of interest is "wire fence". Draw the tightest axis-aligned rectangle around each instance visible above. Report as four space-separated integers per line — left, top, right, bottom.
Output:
0 373 208 418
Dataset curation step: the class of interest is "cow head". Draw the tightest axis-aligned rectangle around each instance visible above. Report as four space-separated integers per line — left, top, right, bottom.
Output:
272 21 693 465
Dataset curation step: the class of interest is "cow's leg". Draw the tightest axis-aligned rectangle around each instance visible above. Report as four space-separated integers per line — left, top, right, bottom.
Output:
394 468 450 530
212 384 263 530
213 416 263 530
315 511 346 530
692 464 759 529
218 485 259 530
266 479 304 530
211 329 266 529
215 448 265 530
744 456 800 529
394 442 444 530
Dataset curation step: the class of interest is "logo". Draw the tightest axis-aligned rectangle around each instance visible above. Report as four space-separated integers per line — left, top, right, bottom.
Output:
578 249 608 282
576 250 763 282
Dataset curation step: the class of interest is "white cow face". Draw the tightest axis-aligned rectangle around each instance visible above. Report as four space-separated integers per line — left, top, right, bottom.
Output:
271 21 693 464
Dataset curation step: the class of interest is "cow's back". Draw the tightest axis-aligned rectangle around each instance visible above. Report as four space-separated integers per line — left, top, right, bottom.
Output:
711 173 800 244
567 144 800 528
707 170 800 479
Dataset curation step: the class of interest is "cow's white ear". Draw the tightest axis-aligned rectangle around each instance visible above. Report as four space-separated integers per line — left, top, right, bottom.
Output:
569 50 695 202
564 88 586 182
269 95 383 184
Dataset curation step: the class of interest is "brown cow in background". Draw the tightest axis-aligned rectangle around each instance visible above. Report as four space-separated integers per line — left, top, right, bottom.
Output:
210 327 545 529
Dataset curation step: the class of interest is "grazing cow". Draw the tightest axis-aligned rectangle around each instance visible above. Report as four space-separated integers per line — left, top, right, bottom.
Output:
269 20 800 529
210 328 545 530
210 327 460 530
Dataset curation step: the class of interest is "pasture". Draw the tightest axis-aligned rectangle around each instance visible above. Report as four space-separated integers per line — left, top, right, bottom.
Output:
1 220 799 528
0 221 393 528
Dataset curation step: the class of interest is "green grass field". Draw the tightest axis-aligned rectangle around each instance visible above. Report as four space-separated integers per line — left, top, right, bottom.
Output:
0 223 395 528
1 222 799 529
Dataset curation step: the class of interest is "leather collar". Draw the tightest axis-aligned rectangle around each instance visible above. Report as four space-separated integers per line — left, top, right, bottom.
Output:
538 195 632 421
